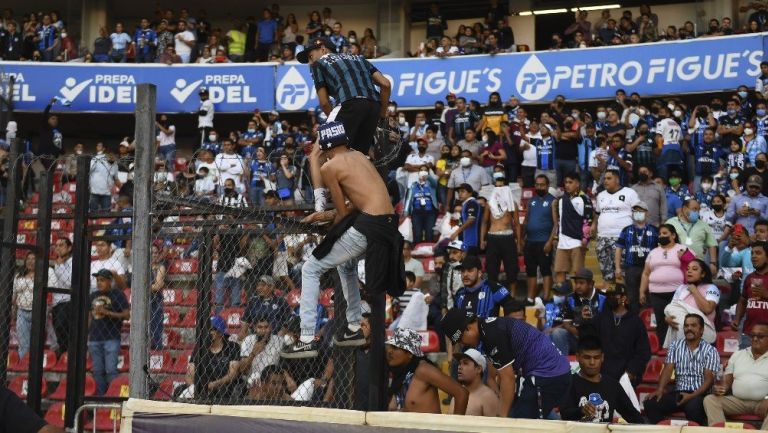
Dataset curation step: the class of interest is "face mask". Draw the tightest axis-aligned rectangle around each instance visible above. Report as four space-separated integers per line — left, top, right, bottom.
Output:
224 187 234 195
633 211 646 223
482 134 489 142
61 32 67 38
324 30 332 36
712 204 724 212
282 335 295 346
638 173 649 182
637 108 646 116
667 103 676 111
349 37 356 43
553 295 566 305
597 111 606 120
441 152 449 159
687 210 700 223
730 172 740 180
536 189 547 197
418 170 429 178
738 91 748 99
745 128 754 136
669 177 681 187
388 106 396 113
758 160 767 169
673 110 683 118
712 103 722 110
658 236 671 246
209 135 217 142
247 128 256 133
452 212 461 219
75 150 83 155
701 182 712 191
398 116 405 125
758 109 766 117
728 108 737 116
571 111 579 118
460 157 471 167
447 101 456 108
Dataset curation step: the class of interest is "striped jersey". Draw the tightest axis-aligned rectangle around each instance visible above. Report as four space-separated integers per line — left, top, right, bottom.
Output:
535 136 556 170
615 224 659 267
310 53 380 104
666 338 720 392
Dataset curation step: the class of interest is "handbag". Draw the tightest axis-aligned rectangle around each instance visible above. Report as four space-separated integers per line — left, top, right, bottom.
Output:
679 248 697 283
277 187 292 200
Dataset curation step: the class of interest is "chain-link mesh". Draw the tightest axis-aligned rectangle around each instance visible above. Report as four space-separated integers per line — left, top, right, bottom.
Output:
143 146 362 408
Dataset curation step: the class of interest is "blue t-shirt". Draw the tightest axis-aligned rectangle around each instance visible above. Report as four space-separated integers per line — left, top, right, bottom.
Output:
257 19 278 43
526 193 555 242
250 160 273 187
536 137 556 170
240 130 264 159
480 317 571 378
89 289 129 342
460 198 482 248
666 192 683 220
201 141 221 155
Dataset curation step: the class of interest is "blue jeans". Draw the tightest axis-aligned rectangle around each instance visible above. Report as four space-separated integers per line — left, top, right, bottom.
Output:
249 186 265 207
300 226 366 337
110 48 126 63
135 50 154 63
549 327 577 356
90 194 112 212
411 210 436 243
511 373 572 419
214 272 242 309
16 309 32 359
150 299 164 350
158 144 176 170
88 339 121 395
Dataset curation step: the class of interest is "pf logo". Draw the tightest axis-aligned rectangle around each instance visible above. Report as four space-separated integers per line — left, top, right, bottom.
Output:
515 55 551 102
276 66 309 111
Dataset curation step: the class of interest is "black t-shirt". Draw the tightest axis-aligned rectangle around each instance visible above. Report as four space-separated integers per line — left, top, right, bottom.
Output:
89 288 129 341
602 122 626 137
197 340 240 388
218 233 240 273
718 114 744 146
560 373 644 424
0 386 47 433
426 13 446 38
556 137 579 160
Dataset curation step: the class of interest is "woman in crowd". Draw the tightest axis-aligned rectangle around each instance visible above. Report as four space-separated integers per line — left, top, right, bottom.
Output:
282 13 299 45
404 165 438 243
305 11 323 39
13 252 37 358
361 28 378 58
663 259 720 346
150 244 167 350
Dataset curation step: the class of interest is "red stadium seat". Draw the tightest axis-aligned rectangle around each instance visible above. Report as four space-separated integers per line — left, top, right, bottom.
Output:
286 288 301 309
640 308 656 330
220 308 244 328
117 349 129 373
642 357 664 383
7 350 19 369
319 289 334 307
647 332 660 355
169 259 199 275
716 331 740 357
179 310 197 328
163 288 182 306
730 414 762 423
148 350 172 373
421 258 435 273
18 219 38 231
712 421 756 429
657 419 699 426
422 330 440 353
10 352 30 372
52 352 93 373
45 402 66 428
154 376 187 400
84 407 122 432
163 309 181 327
8 375 47 399
105 374 130 398
180 289 198 306
50 375 97 400
163 330 184 349
168 350 192 374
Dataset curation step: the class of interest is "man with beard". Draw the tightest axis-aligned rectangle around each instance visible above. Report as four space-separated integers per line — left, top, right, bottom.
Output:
733 241 768 348
477 92 508 135
451 349 498 416
453 255 512 320
523 175 556 302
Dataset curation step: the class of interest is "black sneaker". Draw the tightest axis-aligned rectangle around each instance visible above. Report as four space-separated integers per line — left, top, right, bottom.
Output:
333 328 366 347
280 340 319 359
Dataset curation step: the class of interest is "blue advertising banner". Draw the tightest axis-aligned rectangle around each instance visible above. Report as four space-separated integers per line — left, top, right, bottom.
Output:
0 62 276 112
1 33 765 113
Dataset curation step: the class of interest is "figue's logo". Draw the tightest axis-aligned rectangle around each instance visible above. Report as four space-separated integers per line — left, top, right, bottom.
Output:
515 55 551 101
170 78 203 103
276 67 309 111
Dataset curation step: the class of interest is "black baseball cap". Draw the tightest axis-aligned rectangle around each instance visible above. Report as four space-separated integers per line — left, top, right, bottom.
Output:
441 308 476 344
297 38 336 64
92 269 114 280
456 255 482 270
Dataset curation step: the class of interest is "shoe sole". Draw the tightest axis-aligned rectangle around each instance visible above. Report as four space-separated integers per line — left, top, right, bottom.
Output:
333 336 366 347
279 349 319 359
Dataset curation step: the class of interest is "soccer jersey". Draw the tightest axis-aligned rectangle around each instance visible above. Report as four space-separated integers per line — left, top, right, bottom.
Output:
596 187 640 238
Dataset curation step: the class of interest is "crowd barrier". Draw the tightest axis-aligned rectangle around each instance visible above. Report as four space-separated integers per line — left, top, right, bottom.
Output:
119 398 754 433
1 33 767 113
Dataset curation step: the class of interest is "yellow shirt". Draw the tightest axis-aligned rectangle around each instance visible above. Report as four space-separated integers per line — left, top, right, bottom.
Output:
227 30 246 56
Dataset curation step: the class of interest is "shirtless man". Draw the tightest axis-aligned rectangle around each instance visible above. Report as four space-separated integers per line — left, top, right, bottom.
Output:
386 328 468 414
451 349 499 416
481 170 521 292
281 121 399 359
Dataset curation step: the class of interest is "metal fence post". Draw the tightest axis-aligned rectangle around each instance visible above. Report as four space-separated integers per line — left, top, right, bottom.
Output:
129 83 157 399
193 230 213 401
368 292 387 410
0 137 21 386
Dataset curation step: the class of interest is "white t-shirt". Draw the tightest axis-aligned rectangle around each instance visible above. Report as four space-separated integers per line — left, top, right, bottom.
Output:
404 153 434 186
194 176 216 196
157 125 176 147
89 258 126 292
436 45 459 55
215 152 245 190
521 138 538 167
596 187 640 238
174 30 196 56
558 194 587 250
239 334 282 386
196 161 219 182
701 209 727 240
656 118 682 146
198 100 214 129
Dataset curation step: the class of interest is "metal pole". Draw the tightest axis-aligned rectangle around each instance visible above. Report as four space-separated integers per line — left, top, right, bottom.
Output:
368 291 387 410
193 231 213 401
129 83 157 399
65 154 92 429
27 169 54 414
0 137 22 386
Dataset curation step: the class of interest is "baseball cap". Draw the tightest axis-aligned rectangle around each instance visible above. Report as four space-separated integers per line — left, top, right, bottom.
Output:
456 255 482 270
209 315 229 336
440 308 476 344
198 86 208 95
732 223 747 235
552 280 573 295
385 328 424 357
747 175 762 187
296 37 336 63
454 348 487 372
446 240 466 252
632 201 649 211
572 268 594 281
92 269 114 280
457 183 474 194
259 275 276 286
317 121 349 151
269 110 280 117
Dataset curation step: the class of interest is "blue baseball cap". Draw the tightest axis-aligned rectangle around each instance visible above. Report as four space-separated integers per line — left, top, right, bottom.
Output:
210 315 229 336
318 121 349 150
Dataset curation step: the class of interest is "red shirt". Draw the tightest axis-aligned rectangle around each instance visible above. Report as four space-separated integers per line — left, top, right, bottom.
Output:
741 270 768 334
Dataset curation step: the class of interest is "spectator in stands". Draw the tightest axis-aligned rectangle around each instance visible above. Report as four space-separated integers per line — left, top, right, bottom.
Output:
248 364 291 401
565 11 591 41
239 315 282 390
186 316 242 400
88 235 126 292
735 241 768 348
596 284 650 387
155 114 176 169
393 272 428 331
644 314 720 426
666 199 717 268
614 201 658 309
272 153 296 204
1 21 23 61
552 268 606 355
154 19 172 57
49 238 72 356
554 172 593 284
174 19 196 63
404 166 438 243
88 269 130 395
35 14 58 61
426 3 446 41
403 137 435 187
438 240 466 314
401 241 425 288
451 184 484 252
457 129 482 158
451 348 498 416
215 138 245 194
435 36 458 57
664 259 719 347
638 13 658 42
256 8 277 62
13 252 44 358
157 44 181 64
522 175 555 302
88 142 120 211
214 219 247 310
193 166 216 200
149 244 166 350
304 10 322 40
386 328 468 414
225 21 246 62
242 275 291 337
133 18 157 63
704 321 768 429
329 22 348 53
446 154 489 210
560 335 644 423
632 165 667 228
446 97 479 146
727 175 768 233
453 255 511 320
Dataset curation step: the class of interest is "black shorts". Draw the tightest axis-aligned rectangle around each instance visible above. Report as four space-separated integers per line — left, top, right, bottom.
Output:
334 98 381 155
524 241 553 278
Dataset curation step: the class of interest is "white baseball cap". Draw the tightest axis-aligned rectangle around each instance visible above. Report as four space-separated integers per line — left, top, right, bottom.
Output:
446 240 466 252
454 348 487 372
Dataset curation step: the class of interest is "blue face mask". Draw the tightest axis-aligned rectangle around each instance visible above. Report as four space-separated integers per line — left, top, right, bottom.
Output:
688 210 700 223
728 108 738 116
758 109 767 117
738 91 748 99
553 295 566 305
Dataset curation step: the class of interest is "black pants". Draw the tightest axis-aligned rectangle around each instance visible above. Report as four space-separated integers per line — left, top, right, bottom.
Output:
624 265 644 311
644 391 707 426
335 98 381 156
510 373 572 419
650 292 675 344
255 42 272 62
486 233 518 287
51 302 69 355
521 166 536 188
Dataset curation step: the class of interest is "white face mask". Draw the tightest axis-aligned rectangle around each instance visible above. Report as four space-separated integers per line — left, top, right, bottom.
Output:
745 128 755 136
452 212 461 219
673 110 683 118
247 128 256 133
418 170 429 179
596 111 606 120
632 211 646 223
701 182 712 191
637 108 646 116
388 106 396 113
208 135 217 142
667 103 676 111
61 32 67 38
398 116 405 125
460 157 471 167
553 295 566 305
75 150 83 155
283 335 295 346
482 134 489 142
